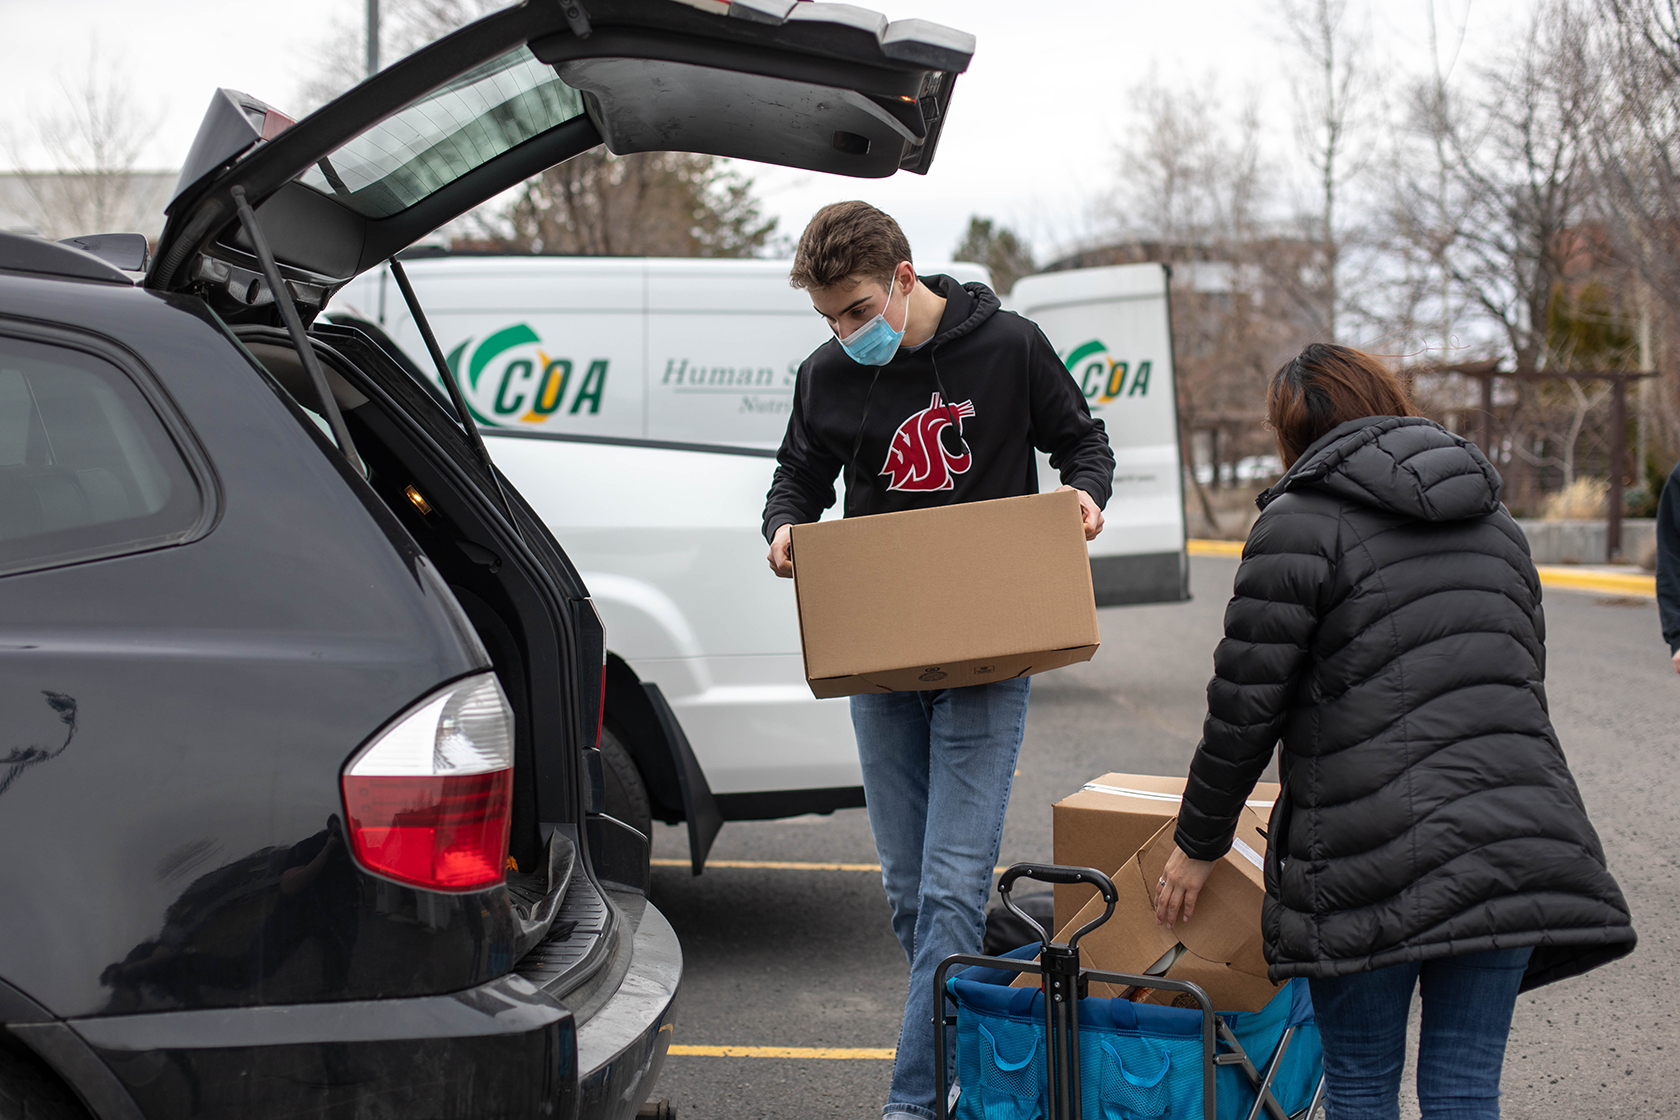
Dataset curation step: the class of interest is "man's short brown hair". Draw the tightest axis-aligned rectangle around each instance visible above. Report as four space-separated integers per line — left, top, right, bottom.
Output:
1267 343 1416 467
788 201 912 290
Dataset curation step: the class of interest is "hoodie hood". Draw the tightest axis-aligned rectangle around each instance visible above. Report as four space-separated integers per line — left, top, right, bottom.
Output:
1258 416 1503 522
920 274 999 349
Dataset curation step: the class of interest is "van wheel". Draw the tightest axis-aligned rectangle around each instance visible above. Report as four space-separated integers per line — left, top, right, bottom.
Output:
599 726 653 846
0 1035 93 1120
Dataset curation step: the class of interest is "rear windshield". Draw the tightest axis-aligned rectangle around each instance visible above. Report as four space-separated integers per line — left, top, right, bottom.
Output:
298 46 585 219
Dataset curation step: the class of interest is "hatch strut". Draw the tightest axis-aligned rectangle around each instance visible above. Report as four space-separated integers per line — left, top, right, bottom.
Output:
230 186 365 477
387 256 527 540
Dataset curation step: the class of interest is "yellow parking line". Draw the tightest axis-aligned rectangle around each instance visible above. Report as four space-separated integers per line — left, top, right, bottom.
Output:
669 1044 895 1060
653 858 1012 873
1188 539 1657 598
651 858 881 872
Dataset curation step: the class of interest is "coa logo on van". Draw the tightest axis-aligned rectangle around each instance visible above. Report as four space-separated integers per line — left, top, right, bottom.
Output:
1064 340 1151 406
444 325 608 427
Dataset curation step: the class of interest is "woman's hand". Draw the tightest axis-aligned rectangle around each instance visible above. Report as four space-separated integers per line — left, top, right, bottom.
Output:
1154 845 1217 929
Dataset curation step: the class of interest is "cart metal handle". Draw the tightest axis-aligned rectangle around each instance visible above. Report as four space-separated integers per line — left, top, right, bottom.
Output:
997 863 1117 951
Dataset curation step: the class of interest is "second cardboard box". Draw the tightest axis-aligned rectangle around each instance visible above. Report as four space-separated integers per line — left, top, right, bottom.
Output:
1051 773 1280 932
1019 808 1283 1013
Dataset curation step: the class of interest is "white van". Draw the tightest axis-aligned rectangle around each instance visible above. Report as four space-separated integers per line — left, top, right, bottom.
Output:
327 256 1185 867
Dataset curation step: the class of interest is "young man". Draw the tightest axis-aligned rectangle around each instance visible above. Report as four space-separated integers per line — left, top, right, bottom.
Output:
761 201 1115 1120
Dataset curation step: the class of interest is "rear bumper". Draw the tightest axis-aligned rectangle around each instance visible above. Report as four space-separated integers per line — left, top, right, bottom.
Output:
36 901 681 1120
576 900 681 1120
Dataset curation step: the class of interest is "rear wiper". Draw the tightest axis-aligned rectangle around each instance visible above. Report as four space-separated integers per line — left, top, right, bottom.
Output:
230 186 366 477
387 256 527 542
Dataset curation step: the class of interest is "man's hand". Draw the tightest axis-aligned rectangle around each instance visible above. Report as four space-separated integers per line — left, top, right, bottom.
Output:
1056 485 1104 541
767 523 794 578
1672 647 1679 675
1153 844 1217 929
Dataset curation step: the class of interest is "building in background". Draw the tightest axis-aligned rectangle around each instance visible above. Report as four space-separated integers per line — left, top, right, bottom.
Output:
0 170 176 242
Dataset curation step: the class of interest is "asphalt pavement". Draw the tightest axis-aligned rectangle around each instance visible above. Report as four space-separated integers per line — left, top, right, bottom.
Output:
647 554 1680 1119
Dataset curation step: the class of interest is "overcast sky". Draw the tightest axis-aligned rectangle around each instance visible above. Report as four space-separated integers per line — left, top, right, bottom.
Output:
0 0 1534 260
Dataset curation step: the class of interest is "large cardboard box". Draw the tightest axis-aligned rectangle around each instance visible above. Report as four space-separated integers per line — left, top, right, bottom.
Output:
789 491 1100 699
1052 774 1281 932
1018 809 1282 1013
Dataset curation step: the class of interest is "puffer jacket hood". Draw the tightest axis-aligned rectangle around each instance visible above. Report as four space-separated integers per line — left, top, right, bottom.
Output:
1176 416 1635 991
1259 415 1502 522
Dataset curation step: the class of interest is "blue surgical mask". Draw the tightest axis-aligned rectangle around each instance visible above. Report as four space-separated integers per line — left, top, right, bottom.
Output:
838 280 907 367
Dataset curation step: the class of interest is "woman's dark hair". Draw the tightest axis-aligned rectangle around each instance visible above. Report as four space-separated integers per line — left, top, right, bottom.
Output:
1267 343 1416 467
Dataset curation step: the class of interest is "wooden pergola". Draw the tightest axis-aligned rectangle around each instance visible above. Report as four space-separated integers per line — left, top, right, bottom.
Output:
1420 362 1657 563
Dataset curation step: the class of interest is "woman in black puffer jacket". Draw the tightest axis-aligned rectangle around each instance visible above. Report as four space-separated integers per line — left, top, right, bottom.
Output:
1154 344 1634 1120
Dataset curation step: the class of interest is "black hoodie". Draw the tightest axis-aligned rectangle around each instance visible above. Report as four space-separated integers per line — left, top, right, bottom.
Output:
1176 416 1634 990
760 275 1115 541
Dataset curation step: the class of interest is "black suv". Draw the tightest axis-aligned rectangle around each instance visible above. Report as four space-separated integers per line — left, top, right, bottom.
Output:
0 3 970 1117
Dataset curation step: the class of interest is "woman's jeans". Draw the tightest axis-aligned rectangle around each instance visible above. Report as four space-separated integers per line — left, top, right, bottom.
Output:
851 677 1031 1120
1309 947 1533 1120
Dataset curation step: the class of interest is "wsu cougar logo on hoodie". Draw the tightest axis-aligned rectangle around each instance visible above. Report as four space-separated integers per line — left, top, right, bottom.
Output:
880 393 976 491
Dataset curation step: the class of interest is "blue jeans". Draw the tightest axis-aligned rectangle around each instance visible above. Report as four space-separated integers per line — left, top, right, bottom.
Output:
852 677 1031 1120
1309 947 1533 1120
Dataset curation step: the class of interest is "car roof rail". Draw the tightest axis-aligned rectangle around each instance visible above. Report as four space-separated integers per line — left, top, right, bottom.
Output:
0 231 134 285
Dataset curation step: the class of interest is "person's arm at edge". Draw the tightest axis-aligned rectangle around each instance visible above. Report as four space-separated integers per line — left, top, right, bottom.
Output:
762 362 841 575
1023 324 1114 537
1155 500 1335 927
1026 324 1114 503
1657 461 1680 672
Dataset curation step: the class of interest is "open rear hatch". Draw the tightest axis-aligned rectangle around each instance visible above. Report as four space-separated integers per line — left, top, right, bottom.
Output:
147 0 972 1000
146 0 973 313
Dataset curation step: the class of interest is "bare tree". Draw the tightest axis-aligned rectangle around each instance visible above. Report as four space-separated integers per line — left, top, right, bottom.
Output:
480 148 777 257
2 43 165 239
1102 78 1301 530
1382 3 1649 506
1589 0 1680 452
1277 0 1376 341
301 0 505 107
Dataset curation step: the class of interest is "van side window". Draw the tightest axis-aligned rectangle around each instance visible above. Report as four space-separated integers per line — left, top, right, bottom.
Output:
0 336 202 577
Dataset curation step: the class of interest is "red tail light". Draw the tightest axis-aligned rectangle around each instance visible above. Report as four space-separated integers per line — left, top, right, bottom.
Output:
341 673 514 891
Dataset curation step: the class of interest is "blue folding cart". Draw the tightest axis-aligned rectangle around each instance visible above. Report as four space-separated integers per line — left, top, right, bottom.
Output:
934 865 1326 1120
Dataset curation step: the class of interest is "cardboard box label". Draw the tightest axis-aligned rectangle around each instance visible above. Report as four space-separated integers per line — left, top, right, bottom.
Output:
790 492 1100 698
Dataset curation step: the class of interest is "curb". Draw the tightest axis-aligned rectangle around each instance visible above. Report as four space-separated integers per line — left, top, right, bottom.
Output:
1532 566 1656 597
1185 539 1244 558
1185 539 1656 598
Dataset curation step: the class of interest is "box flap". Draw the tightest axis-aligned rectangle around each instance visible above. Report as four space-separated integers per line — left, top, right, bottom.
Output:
1139 949 1283 1013
1136 811 1271 979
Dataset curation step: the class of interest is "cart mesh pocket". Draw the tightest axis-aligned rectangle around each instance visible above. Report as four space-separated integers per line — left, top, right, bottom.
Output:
1093 1037 1171 1118
1077 1031 1204 1120
973 1019 1044 1119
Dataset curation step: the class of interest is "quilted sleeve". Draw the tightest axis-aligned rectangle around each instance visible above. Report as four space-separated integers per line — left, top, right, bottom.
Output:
1175 497 1337 860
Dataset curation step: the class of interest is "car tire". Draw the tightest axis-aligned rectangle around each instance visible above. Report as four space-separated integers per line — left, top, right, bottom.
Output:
0 1035 93 1120
599 726 653 846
